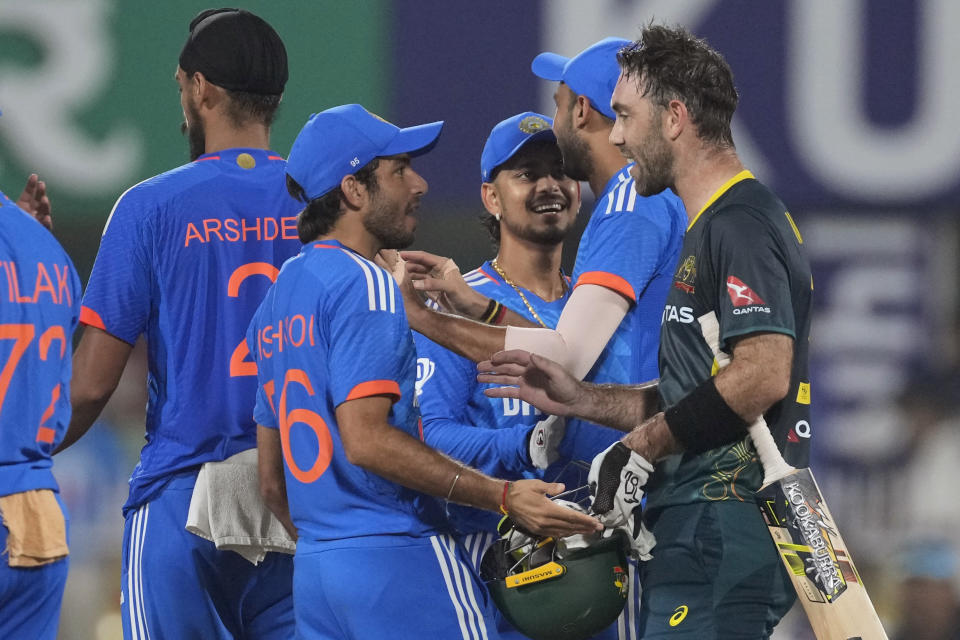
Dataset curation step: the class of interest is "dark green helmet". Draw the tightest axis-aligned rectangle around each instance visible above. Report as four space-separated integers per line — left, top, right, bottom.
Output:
480 529 631 640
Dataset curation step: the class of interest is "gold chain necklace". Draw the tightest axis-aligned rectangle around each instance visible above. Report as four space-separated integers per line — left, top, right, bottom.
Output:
490 258 568 329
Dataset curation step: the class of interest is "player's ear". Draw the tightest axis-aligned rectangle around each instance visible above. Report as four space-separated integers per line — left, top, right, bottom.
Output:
573 95 592 130
340 174 366 209
480 182 500 216
191 71 222 111
665 99 687 141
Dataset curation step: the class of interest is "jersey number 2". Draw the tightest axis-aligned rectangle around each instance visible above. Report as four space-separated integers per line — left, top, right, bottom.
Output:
227 262 280 377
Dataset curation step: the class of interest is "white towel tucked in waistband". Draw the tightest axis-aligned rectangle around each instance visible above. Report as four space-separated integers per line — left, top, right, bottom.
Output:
186 448 296 565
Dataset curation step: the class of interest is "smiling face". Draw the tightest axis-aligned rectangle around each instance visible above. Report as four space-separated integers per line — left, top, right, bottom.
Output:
609 73 675 197
483 139 580 246
362 154 427 249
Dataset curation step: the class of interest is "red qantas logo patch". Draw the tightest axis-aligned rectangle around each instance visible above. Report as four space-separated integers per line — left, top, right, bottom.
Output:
726 276 765 307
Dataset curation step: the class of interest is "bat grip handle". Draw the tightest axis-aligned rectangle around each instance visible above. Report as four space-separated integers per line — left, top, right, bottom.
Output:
697 311 796 485
747 419 796 485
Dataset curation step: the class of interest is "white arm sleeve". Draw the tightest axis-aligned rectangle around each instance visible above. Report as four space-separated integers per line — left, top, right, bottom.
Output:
503 284 631 380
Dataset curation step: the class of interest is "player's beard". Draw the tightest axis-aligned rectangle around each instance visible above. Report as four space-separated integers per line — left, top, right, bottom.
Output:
501 194 573 247
181 100 206 161
554 124 592 182
364 192 417 250
627 114 673 197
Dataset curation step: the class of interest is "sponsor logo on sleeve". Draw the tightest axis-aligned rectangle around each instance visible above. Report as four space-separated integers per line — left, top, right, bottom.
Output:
726 276 771 315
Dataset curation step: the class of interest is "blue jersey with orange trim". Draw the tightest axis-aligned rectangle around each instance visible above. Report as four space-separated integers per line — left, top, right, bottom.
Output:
0 191 80 498
80 149 302 514
248 239 443 544
414 261 569 534
562 165 686 462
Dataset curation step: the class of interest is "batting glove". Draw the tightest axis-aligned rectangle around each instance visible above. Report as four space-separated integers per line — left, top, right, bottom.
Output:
527 416 566 470
588 441 656 559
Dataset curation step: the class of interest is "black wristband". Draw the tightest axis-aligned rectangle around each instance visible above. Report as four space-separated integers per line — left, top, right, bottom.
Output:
664 377 749 454
479 299 501 323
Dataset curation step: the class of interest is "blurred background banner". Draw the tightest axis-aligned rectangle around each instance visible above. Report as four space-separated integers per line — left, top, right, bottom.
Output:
1 1 957 638
0 1 391 216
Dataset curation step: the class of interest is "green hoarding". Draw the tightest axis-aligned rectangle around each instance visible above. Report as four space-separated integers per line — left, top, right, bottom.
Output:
0 1 390 222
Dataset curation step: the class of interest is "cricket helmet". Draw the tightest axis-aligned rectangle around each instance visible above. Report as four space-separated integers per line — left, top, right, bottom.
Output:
480 526 631 640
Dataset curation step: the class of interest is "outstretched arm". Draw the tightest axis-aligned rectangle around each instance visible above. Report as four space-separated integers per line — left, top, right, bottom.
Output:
337 395 600 538
480 350 659 431
480 331 793 461
400 252 628 374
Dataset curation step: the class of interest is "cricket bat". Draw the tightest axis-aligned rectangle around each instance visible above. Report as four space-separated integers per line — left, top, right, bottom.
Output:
698 312 887 640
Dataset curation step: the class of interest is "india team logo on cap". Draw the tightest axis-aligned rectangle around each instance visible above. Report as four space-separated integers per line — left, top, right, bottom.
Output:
519 115 550 134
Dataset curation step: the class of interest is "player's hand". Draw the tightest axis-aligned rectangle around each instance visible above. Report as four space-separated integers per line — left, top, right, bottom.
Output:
16 173 52 231
505 479 601 538
527 415 566 470
401 250 488 318
588 441 656 558
479 350 586 417
378 249 431 316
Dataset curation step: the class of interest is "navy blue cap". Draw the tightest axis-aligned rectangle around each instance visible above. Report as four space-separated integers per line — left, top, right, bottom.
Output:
480 112 555 182
287 104 443 200
531 37 631 120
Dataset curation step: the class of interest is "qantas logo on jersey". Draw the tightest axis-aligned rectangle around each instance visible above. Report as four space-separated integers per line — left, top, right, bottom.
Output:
726 276 765 306
726 276 771 314
662 305 695 324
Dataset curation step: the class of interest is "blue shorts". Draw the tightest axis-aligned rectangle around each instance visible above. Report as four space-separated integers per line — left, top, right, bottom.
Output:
0 493 69 640
294 533 500 639
461 530 643 640
120 473 294 639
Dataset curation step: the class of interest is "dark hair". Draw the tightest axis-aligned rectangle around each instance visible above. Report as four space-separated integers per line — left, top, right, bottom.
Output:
224 89 282 128
479 209 500 247
617 24 738 148
288 159 380 243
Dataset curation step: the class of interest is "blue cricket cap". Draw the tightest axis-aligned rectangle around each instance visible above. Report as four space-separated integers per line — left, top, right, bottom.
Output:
531 37 631 121
480 112 555 183
287 104 443 200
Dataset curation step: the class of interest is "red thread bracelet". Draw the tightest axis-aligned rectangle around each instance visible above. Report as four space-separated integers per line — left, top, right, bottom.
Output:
499 481 511 515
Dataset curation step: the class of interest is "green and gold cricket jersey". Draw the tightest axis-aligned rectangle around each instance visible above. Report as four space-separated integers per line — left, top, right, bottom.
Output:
646 171 813 512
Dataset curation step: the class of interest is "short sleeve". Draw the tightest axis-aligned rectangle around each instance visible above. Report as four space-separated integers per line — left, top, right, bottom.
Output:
574 196 675 304
81 188 153 344
707 208 796 346
328 272 408 406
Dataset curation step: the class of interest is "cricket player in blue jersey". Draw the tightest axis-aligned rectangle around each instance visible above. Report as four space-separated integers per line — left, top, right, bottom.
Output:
56 10 299 639
0 179 81 639
401 38 686 638
250 104 601 640
413 112 578 639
